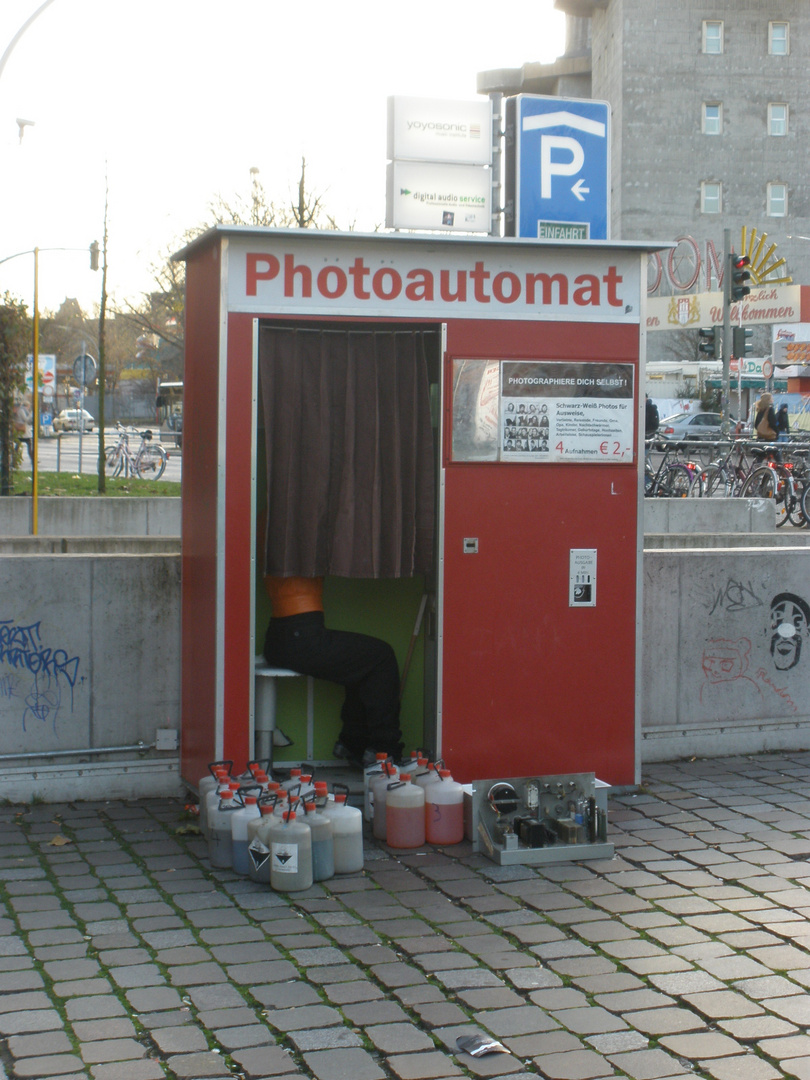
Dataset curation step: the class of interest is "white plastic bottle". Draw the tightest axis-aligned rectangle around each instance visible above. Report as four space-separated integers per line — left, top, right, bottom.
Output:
303 801 334 882
247 805 275 883
414 762 441 791
372 765 398 841
199 768 229 838
230 795 260 875
386 774 426 849
425 770 464 845
208 789 236 867
328 794 364 874
269 810 313 892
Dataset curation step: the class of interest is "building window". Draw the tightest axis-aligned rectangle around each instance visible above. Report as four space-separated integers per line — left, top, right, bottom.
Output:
769 22 789 55
768 103 788 136
703 21 723 54
701 182 722 214
702 103 722 135
767 183 787 217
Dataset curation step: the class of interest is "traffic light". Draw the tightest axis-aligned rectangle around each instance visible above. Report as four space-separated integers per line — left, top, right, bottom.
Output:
729 253 751 301
89 241 100 271
732 326 754 357
698 326 718 357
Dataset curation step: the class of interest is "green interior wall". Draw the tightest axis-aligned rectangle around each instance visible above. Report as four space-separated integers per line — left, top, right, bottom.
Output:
255 574 426 761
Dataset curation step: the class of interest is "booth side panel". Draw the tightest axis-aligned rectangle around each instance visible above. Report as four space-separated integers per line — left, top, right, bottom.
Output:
181 246 223 786
222 313 257 768
440 320 640 787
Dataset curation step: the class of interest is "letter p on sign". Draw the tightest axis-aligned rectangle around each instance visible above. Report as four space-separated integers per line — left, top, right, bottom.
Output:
540 136 585 199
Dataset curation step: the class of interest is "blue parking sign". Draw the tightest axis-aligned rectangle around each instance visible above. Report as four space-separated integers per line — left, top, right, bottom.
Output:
506 95 611 240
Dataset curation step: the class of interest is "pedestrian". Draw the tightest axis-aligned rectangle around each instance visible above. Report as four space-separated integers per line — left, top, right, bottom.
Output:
775 403 790 443
754 392 777 441
13 399 33 463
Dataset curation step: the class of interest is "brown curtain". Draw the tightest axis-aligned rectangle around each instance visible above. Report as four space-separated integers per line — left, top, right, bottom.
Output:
259 324 436 578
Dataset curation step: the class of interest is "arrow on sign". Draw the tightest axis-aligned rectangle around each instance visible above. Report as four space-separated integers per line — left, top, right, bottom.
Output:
572 179 590 201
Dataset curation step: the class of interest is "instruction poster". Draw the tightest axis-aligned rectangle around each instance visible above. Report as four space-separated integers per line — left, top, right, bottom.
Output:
501 361 634 464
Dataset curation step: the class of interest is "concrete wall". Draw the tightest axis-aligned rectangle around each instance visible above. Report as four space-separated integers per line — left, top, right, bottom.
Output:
644 497 775 535
3 498 181 537
2 497 810 800
0 553 183 802
642 548 810 761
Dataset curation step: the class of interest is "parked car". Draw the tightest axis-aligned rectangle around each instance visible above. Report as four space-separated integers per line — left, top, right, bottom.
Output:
53 408 95 432
657 411 727 442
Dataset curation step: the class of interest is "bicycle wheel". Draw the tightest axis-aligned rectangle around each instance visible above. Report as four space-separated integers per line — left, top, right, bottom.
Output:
701 465 733 498
662 464 693 498
104 446 123 478
136 443 167 480
788 480 807 527
741 466 789 525
801 482 810 527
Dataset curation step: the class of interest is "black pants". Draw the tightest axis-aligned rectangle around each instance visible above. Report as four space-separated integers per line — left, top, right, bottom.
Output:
263 611 402 759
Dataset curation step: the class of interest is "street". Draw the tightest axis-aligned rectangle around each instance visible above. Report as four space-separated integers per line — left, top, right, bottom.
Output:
19 428 182 483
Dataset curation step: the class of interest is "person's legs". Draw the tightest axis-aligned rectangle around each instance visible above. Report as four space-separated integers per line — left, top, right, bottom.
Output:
263 613 402 759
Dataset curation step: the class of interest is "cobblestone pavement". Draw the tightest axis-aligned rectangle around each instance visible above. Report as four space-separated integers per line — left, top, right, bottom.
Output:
3 753 810 1080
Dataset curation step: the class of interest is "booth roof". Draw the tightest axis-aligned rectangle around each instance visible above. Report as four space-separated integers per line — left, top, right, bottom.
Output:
172 223 674 263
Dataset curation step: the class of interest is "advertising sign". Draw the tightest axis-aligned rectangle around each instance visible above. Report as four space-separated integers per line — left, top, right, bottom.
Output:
451 358 635 463
387 96 492 166
386 161 491 232
500 361 634 463
505 95 610 240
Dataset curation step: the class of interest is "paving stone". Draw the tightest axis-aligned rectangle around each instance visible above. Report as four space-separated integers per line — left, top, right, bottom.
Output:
80 1037 149 1064
150 1025 210 1053
718 1017 799 1041
682 991 765 1020
342 1000 411 1025
71 1017 138 1041
264 1004 343 1032
622 1008 708 1036
0 1008 65 1035
302 1047 387 1080
66 995 128 1021
161 1050 231 1077
754 1033 810 1058
7 1030 74 1057
124 985 185 1012
758 996 810 1025
386 1050 463 1078
229 1044 301 1076
364 1022 435 1052
695 1055 781 1080
531 1048 615 1079
213 1023 274 1050
11 1054 85 1078
474 1005 561 1036
323 978 384 1004
290 1026 364 1050
606 1047 692 1079
660 1032 744 1059
251 982 322 1009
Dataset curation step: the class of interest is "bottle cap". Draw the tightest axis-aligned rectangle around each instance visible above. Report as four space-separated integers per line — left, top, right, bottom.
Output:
283 810 296 822
375 752 388 761
245 795 258 804
439 769 452 779
260 804 274 815
220 790 234 800
335 793 347 804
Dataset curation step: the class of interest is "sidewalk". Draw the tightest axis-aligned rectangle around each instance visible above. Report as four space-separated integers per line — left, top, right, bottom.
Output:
2 753 810 1080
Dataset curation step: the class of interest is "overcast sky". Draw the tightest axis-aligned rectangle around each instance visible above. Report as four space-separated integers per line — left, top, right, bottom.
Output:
0 0 566 314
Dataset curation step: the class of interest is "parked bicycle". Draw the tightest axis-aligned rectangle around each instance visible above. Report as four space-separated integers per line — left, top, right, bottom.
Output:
104 423 168 480
644 439 701 497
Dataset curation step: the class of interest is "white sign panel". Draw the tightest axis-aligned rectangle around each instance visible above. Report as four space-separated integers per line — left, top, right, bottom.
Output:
228 235 642 324
386 161 491 232
500 361 634 463
570 549 597 607
646 285 802 332
25 353 56 390
387 96 492 166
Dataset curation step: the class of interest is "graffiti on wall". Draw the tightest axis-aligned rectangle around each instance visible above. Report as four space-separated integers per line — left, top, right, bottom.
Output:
697 588 807 718
0 619 82 731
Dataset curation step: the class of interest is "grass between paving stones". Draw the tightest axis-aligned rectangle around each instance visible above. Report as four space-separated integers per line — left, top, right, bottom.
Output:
2 808 170 1077
8 791 805 1080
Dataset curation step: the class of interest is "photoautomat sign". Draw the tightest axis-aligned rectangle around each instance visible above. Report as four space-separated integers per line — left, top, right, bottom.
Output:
228 235 641 323
501 361 634 463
